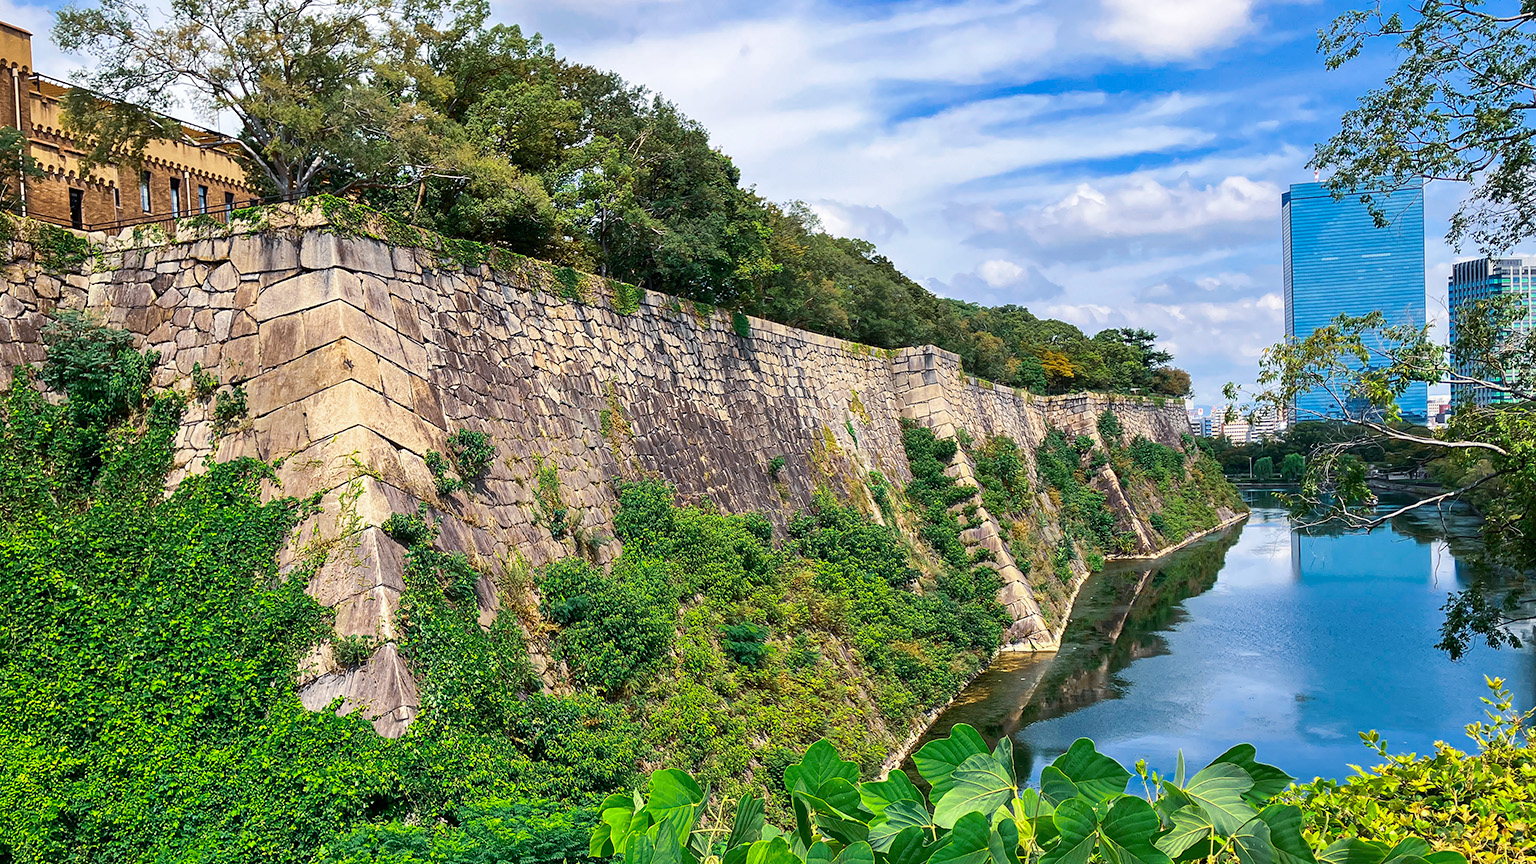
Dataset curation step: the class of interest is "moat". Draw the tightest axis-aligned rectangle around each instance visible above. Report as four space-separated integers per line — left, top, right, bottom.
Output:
911 490 1536 784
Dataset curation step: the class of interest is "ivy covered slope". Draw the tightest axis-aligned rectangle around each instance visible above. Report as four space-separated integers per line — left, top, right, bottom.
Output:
0 315 644 863
396 473 1009 811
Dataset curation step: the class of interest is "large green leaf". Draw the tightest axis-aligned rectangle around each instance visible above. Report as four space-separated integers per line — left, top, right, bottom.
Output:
934 753 1017 828
1038 767 1079 806
805 841 834 864
861 770 926 819
592 792 640 857
1153 806 1216 859
871 800 937 851
1049 739 1130 803
1040 798 1096 864
1176 761 1256 835
794 790 870 845
988 817 1021 864
1318 838 1390 864
1231 817 1275 864
792 792 816 853
929 811 993 864
992 737 1017 788
820 778 869 821
1257 805 1317 864
729 794 767 850
643 768 706 848
833 841 876 864
914 724 991 799
745 837 801 864
1211 744 1294 806
1098 796 1172 864
887 826 938 864
626 834 658 864
787 739 861 796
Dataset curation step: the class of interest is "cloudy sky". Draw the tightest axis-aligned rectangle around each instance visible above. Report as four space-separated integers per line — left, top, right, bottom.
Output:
5 0 1466 402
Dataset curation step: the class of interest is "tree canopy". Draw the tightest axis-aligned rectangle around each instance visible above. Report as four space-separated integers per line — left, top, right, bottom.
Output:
50 1 1188 397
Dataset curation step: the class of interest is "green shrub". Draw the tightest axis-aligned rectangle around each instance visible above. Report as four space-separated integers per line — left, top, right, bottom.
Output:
1255 455 1275 481
593 729 1463 864
191 362 219 399
538 557 675 693
768 455 787 478
720 622 770 667
333 633 377 668
1281 452 1306 481
1097 408 1123 442
732 310 751 338
212 383 248 433
382 507 436 546
1129 435 1184 482
1287 678 1532 863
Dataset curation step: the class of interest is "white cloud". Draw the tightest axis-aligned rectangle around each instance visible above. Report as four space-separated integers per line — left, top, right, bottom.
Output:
979 259 1025 287
1097 0 1256 59
1028 175 1279 241
811 201 908 243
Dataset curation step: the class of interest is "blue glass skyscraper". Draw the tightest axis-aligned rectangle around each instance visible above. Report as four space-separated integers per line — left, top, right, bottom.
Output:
1282 180 1428 423
1447 257 1536 406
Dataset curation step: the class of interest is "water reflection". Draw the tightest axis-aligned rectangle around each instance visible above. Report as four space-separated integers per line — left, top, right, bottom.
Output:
908 491 1536 786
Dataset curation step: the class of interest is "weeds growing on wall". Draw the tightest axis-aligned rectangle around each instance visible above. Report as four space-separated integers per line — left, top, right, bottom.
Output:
429 428 497 496
0 315 645 864
533 477 1008 812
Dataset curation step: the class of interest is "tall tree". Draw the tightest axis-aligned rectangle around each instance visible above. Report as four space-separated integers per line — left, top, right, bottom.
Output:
53 0 481 197
1314 1 1536 251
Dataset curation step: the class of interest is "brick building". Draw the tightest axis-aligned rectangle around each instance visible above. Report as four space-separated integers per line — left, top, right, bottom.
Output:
0 21 253 230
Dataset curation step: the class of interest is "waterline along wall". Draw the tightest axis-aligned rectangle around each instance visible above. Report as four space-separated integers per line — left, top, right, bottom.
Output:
0 208 1241 736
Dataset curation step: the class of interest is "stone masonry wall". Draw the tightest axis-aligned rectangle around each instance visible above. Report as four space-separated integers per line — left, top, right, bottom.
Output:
0 214 1218 736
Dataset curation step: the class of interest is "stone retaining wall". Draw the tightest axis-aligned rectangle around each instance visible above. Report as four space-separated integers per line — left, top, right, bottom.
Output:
0 213 1214 735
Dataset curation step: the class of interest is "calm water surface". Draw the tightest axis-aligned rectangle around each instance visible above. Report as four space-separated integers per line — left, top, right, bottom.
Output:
911 491 1536 784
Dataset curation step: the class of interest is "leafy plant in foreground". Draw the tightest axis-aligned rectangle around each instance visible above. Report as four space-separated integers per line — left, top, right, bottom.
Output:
592 726 1465 864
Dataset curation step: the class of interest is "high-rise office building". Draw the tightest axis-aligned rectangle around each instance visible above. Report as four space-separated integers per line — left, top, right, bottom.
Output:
1447 257 1536 406
1282 179 1428 423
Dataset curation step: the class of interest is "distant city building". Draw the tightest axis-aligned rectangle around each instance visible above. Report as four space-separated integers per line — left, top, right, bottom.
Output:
1447 257 1536 407
1282 179 1428 424
1249 409 1285 441
1186 405 1215 437
1219 420 1252 445
1427 397 1451 428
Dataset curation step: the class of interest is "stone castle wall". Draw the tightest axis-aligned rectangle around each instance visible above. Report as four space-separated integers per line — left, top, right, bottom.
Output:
0 214 1216 736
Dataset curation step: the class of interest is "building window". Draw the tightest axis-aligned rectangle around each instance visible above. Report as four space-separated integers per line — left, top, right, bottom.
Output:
198 184 208 214
170 178 181 217
112 187 120 209
140 171 152 213
68 188 83 230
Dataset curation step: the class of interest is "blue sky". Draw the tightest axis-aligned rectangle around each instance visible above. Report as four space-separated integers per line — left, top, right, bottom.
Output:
5 0 1466 402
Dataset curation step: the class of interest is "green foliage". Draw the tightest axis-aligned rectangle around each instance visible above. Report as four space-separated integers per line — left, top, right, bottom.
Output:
539 556 675 693
191 361 219 399
1036 429 1116 550
333 633 377 668
769 455 787 478
382 506 436 547
1280 452 1305 482
0 316 647 863
1097 410 1123 443
1288 678 1534 864
611 282 644 315
596 730 1462 864
532 454 571 539
431 428 497 495
1128 436 1185 483
25 219 97 271
969 434 1029 519
1254 456 1275 482
212 383 248 434
900 421 977 570
553 265 591 302
734 310 752 338
720 622 770 668
321 798 598 864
